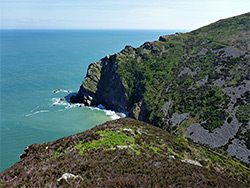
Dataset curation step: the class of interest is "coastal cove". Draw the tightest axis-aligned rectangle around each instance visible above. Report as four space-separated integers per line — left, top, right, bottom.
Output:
0 29 179 171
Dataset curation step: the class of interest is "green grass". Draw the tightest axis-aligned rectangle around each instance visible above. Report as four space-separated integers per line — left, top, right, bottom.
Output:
53 147 62 159
75 129 136 155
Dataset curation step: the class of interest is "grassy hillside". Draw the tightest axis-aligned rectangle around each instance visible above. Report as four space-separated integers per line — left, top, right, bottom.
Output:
0 118 249 187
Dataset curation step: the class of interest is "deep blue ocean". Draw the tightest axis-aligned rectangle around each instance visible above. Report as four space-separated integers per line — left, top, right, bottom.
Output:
0 29 177 171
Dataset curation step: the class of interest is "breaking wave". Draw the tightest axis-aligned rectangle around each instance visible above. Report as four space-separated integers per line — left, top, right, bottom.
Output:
26 110 49 117
52 89 72 94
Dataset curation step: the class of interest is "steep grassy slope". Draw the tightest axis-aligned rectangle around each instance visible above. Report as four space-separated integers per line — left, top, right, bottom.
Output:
0 118 249 187
71 12 250 164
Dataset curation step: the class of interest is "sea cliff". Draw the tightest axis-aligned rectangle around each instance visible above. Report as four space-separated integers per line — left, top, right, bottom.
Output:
71 13 250 164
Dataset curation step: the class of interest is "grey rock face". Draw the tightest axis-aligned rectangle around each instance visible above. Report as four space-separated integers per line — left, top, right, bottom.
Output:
178 67 200 77
162 101 173 116
223 80 250 99
196 75 208 87
228 139 250 163
184 107 241 148
242 121 250 134
223 80 250 112
197 48 208 55
213 78 225 87
213 47 245 58
170 112 189 126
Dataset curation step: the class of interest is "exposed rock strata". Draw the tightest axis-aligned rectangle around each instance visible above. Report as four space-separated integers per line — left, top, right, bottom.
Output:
184 107 241 148
228 139 250 163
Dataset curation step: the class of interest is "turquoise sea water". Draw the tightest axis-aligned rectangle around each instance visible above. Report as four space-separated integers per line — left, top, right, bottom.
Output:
0 29 177 171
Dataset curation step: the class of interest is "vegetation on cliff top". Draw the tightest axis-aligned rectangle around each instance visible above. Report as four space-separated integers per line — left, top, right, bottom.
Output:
116 12 250 130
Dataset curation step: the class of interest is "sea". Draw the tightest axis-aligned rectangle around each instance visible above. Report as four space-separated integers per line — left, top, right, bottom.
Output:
0 29 178 171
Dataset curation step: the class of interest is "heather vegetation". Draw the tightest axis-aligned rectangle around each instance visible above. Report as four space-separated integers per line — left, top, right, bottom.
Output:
0 118 249 187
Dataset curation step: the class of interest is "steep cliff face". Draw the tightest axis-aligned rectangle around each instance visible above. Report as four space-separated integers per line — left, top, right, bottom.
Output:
71 13 250 164
0 119 249 187
70 54 128 112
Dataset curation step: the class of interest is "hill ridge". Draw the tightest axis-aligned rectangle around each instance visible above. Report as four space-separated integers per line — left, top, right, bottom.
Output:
71 12 250 164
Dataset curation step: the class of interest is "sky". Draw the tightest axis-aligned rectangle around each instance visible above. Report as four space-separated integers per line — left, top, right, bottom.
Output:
0 0 249 30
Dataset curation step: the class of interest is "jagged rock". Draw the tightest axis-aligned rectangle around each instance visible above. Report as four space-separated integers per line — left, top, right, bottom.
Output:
129 99 146 121
213 78 225 87
122 128 135 136
20 146 30 159
228 139 250 163
178 67 200 77
181 159 202 167
162 101 172 116
196 75 208 87
70 54 128 112
197 48 208 55
170 112 189 126
213 47 245 58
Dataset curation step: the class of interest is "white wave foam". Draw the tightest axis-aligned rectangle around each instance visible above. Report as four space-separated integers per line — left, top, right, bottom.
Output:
62 89 72 93
51 98 68 106
104 110 121 120
96 104 127 120
26 110 49 117
51 96 126 120
52 89 72 94
30 106 39 112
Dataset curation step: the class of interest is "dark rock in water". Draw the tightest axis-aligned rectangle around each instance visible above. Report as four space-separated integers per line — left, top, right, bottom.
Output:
60 98 66 102
53 89 61 93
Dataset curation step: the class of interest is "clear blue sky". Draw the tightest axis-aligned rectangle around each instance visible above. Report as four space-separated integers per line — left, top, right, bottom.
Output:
1 0 249 30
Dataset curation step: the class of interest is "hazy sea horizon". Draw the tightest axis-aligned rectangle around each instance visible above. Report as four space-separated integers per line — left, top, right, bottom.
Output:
0 29 181 171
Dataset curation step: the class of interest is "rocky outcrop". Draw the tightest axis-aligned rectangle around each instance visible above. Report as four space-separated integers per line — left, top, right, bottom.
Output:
70 54 128 112
178 67 200 77
228 139 250 163
129 98 147 121
184 106 241 148
213 47 245 58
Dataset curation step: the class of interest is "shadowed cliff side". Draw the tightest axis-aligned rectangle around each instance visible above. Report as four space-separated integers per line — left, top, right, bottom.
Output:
70 54 128 112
